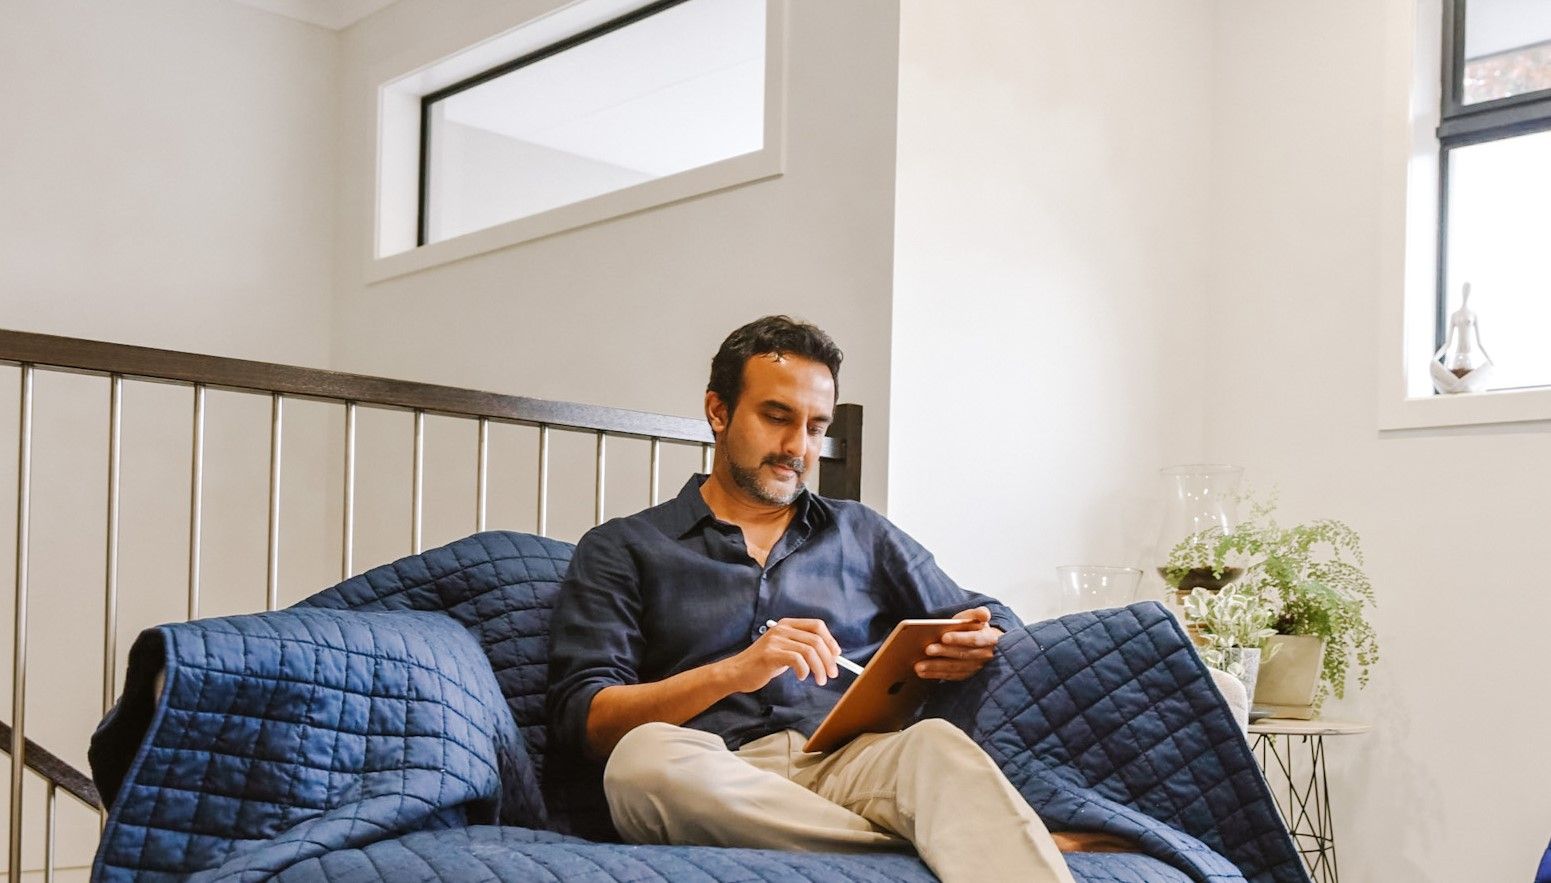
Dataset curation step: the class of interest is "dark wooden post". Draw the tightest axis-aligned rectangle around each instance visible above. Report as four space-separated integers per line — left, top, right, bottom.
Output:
819 403 863 501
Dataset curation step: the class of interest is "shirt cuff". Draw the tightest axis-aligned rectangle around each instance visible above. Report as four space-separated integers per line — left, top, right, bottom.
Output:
987 606 1022 637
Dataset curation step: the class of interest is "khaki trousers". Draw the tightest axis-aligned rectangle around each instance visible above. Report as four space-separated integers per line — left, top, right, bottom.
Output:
603 717 1075 883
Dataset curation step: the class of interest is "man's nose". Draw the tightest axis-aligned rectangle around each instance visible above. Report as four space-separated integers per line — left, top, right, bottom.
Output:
778 423 806 458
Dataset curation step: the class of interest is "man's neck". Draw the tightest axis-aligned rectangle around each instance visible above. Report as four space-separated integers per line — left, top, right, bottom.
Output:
698 470 797 532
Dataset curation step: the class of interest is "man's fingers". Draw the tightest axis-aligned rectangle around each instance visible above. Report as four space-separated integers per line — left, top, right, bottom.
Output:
952 606 990 623
780 649 811 682
914 659 985 680
776 621 838 678
779 637 828 686
940 628 999 647
782 618 842 657
924 643 995 660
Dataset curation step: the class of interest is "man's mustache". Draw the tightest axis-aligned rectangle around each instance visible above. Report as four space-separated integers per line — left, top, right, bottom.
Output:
763 455 805 474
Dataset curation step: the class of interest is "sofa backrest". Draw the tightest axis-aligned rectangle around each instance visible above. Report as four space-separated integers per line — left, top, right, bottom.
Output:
294 531 620 835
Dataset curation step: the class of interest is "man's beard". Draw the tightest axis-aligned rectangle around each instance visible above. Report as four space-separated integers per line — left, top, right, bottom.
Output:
728 454 806 506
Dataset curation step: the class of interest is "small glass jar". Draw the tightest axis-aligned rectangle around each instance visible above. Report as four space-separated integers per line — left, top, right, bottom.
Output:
1055 566 1143 615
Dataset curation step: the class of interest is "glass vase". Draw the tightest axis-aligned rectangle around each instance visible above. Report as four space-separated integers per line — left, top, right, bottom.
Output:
1154 464 1244 604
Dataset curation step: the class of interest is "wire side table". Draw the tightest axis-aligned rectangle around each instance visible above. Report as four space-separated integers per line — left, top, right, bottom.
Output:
1249 718 1371 883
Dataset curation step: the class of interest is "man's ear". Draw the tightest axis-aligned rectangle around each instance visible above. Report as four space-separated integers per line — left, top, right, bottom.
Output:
705 390 730 437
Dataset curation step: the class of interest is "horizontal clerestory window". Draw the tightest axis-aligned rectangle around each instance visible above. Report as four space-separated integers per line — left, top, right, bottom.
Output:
417 0 769 248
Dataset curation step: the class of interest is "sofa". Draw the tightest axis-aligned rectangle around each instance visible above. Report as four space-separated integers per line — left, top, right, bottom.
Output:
88 531 1309 882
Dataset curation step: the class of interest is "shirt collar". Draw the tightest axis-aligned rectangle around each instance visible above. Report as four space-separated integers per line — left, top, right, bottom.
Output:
667 474 829 539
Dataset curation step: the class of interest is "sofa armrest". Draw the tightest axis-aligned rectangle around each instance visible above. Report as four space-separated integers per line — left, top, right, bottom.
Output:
922 602 1307 883
1208 666 1251 733
90 608 545 880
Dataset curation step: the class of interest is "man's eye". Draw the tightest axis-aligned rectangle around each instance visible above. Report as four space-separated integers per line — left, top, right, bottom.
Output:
808 426 826 437
766 414 788 424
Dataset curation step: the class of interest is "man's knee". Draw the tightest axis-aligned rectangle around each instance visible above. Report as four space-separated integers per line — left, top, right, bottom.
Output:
900 718 996 767
904 717 975 746
603 721 731 806
603 721 679 797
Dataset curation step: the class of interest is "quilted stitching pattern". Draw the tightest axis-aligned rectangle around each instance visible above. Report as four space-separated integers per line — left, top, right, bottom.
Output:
294 531 613 838
271 825 1195 883
91 532 1309 883
93 609 534 881
925 603 1309 883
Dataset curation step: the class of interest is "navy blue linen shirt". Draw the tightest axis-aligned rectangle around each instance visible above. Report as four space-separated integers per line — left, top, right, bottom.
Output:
546 475 1022 753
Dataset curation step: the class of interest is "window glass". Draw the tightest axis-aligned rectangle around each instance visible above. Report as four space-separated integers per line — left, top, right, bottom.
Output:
1443 128 1551 390
423 0 766 245
1462 0 1551 104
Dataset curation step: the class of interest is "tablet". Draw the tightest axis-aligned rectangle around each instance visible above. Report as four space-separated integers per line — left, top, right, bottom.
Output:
802 618 983 753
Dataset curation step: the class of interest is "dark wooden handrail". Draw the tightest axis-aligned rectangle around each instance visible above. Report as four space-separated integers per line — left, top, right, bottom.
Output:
0 326 860 493
0 720 100 810
0 327 856 457
0 327 711 439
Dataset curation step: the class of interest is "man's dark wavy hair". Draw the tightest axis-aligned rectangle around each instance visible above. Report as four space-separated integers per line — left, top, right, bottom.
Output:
707 316 843 419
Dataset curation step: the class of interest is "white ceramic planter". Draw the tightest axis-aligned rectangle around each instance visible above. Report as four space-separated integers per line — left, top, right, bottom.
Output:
1254 635 1325 710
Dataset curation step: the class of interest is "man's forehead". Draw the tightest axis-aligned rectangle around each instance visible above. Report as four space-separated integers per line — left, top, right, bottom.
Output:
742 352 835 398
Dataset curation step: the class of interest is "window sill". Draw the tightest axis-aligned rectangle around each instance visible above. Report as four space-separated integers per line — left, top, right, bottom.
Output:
1377 384 1551 430
365 150 782 284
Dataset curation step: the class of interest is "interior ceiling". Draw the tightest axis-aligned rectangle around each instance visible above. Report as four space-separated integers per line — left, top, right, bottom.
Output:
227 0 398 31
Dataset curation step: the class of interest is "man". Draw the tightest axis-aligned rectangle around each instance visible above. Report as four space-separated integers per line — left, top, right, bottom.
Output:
546 316 1077 882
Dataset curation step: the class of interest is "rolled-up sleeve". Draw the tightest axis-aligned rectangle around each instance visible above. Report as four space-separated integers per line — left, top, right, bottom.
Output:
545 525 644 755
879 521 1023 635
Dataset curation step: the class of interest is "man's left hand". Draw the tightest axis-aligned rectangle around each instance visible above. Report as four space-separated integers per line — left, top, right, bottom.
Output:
914 606 1003 681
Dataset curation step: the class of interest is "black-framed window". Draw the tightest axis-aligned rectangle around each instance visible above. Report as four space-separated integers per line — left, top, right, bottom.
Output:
1435 0 1551 391
416 0 767 248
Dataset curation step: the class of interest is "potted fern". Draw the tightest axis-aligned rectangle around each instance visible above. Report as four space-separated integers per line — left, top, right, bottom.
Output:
1167 494 1379 716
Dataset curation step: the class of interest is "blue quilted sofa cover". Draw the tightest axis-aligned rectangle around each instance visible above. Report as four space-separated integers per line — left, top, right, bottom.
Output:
88 531 1309 882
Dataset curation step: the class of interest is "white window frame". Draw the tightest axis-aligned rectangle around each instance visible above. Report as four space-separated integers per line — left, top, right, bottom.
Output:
1377 0 1551 430
367 0 788 283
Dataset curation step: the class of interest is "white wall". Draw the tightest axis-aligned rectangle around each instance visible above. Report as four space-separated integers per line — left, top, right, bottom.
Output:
889 0 1214 622
1207 1 1551 879
0 1 340 873
0 0 337 366
330 0 902 535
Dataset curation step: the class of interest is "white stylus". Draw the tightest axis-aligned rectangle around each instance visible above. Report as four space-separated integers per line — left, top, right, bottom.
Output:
764 619 865 675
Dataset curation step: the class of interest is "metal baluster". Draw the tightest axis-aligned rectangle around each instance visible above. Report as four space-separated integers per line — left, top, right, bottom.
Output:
341 402 356 581
266 393 283 611
411 410 424 553
536 426 550 537
10 365 33 883
476 418 489 532
649 438 661 505
594 433 606 526
44 782 56 883
103 375 122 714
701 442 712 474
188 383 205 620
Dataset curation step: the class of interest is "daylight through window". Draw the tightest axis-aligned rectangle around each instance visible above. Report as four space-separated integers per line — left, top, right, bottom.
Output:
419 0 767 247
1437 0 1551 392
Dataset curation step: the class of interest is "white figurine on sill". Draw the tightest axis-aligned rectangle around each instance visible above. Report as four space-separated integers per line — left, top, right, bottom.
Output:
1429 282 1495 394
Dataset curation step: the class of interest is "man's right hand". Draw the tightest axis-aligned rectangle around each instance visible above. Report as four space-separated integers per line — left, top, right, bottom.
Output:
720 618 842 691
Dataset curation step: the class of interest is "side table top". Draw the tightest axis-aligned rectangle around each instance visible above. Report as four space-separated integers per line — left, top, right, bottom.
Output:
1249 718 1372 736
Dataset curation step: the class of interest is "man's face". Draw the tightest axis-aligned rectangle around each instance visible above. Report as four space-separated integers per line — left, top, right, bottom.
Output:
707 353 835 506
